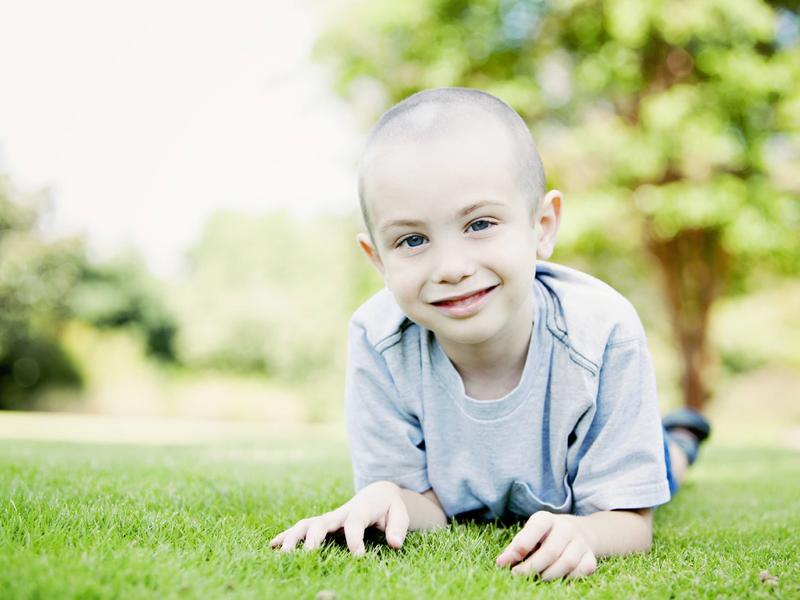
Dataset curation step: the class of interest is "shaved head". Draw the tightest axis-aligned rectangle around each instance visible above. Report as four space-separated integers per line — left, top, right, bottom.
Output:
358 87 546 235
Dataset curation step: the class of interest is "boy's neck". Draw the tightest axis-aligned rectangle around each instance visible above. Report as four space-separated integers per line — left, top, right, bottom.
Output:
437 297 534 401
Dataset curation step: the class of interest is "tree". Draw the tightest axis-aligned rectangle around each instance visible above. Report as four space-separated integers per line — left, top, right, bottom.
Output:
316 0 800 409
0 175 179 409
68 252 178 362
0 177 84 408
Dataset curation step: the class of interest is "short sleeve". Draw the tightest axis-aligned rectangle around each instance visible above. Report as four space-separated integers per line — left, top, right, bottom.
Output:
344 320 430 493
570 336 671 515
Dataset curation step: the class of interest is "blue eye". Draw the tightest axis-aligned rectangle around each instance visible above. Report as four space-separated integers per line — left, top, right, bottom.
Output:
399 234 426 248
468 219 493 232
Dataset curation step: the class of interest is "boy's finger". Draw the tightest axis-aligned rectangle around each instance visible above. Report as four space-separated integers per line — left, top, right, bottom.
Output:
384 497 410 548
280 520 311 552
270 530 289 548
303 515 342 551
567 552 598 579
496 511 553 567
343 513 367 556
539 540 585 581
302 522 328 551
512 520 571 576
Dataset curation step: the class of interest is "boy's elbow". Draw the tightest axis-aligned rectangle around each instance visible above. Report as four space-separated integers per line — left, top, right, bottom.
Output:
639 530 653 553
610 508 653 554
634 508 654 553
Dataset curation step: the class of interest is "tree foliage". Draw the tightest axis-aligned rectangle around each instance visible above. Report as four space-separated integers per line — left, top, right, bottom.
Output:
316 0 800 407
0 178 83 408
68 253 178 362
0 177 180 409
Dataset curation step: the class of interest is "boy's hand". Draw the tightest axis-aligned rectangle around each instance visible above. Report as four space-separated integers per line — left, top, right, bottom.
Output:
269 481 409 556
495 511 598 580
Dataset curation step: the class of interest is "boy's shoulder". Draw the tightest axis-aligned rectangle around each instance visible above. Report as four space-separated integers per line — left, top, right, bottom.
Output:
535 261 646 367
350 286 413 353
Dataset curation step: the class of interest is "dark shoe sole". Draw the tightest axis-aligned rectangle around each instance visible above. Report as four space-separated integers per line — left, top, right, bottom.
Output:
662 408 711 443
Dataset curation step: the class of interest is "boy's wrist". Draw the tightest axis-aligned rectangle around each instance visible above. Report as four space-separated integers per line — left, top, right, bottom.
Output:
359 481 446 529
397 487 448 530
567 509 653 557
565 514 601 556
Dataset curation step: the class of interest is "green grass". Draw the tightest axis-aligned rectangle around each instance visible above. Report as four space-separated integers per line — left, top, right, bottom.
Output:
1 415 799 599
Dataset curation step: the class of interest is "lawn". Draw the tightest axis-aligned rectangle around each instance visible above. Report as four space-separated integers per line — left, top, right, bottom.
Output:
1 412 798 599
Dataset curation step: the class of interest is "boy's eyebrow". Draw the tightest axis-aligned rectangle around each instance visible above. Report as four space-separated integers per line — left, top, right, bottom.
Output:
458 200 505 217
378 200 506 234
379 219 424 234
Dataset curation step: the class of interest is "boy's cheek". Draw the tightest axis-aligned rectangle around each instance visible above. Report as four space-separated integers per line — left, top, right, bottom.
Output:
382 263 419 292
381 271 418 309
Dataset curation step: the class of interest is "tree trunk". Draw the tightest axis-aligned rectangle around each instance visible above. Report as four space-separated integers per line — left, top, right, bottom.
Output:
644 224 729 410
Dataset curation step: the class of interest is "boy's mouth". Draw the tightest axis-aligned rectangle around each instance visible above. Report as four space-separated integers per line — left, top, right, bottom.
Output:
432 285 498 305
430 285 499 317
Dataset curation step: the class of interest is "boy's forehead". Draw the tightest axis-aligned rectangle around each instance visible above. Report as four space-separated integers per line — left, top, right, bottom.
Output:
363 126 523 230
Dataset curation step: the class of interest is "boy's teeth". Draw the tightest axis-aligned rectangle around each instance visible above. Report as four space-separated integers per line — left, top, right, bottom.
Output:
439 286 493 305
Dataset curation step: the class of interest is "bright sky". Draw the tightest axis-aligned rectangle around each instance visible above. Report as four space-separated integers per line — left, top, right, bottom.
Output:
0 0 362 276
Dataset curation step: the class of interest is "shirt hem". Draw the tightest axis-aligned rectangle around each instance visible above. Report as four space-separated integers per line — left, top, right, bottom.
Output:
573 481 671 515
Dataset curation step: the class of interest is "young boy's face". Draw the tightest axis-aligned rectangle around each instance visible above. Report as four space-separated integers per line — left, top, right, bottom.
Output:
358 119 561 349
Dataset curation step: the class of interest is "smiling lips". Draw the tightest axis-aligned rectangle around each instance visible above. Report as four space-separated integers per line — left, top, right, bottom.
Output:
431 285 498 317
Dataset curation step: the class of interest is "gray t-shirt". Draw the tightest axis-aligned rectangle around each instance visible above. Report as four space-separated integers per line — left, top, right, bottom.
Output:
344 260 671 519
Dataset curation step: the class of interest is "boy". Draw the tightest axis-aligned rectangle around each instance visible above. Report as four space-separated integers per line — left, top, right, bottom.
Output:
270 88 710 580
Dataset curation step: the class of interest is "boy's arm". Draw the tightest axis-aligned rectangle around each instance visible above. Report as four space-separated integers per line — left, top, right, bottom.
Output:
571 507 652 556
496 508 652 580
400 487 448 530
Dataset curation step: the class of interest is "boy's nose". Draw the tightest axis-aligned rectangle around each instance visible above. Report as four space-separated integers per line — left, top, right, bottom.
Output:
431 248 477 284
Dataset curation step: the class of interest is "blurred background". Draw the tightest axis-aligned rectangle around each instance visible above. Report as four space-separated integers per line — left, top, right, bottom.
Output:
1 0 798 429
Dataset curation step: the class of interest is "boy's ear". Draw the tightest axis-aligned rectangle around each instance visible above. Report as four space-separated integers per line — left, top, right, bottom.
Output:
535 189 563 260
356 232 386 277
